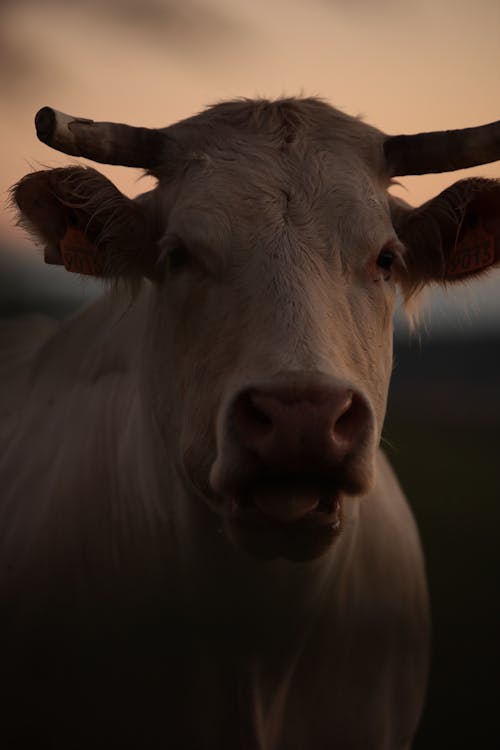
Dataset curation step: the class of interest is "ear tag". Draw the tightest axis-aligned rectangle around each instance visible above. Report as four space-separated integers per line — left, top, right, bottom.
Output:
447 220 495 277
59 224 105 276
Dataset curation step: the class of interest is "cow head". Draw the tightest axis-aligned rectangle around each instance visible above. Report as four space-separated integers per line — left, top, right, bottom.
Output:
13 99 500 561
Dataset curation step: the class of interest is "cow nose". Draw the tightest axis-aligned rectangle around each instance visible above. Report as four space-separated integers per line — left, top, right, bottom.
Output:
231 383 371 470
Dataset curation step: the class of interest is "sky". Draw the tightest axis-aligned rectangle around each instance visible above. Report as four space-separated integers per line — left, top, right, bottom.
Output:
1 0 499 334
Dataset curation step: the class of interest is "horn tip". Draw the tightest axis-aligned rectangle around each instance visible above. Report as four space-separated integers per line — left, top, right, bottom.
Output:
35 107 57 144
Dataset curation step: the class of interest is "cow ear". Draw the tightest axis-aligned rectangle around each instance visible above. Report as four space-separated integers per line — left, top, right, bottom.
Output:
391 178 500 297
12 167 160 280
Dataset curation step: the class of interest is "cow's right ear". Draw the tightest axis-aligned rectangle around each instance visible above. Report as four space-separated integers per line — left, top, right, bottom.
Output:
391 178 500 298
12 167 161 280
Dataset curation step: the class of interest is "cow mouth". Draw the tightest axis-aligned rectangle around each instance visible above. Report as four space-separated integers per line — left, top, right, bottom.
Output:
224 476 343 562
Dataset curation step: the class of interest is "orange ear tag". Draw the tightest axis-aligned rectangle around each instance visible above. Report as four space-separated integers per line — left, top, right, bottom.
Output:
447 221 495 278
59 224 105 276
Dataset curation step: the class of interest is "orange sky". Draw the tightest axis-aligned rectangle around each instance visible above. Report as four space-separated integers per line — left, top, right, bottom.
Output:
2 0 499 241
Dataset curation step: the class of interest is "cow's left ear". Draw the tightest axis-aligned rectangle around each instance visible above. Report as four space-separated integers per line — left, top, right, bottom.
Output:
391 178 500 296
13 166 161 280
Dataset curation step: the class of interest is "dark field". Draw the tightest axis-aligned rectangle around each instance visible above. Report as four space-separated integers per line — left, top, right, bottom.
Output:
387 338 500 748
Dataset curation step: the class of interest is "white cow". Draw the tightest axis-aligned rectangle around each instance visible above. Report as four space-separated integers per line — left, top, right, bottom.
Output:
1 98 499 749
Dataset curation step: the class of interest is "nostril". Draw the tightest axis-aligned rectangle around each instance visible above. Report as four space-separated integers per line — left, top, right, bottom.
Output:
248 394 273 427
331 392 370 452
232 391 273 444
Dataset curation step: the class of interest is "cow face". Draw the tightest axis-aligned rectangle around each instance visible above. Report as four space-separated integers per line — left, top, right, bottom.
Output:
13 99 500 561
144 142 398 561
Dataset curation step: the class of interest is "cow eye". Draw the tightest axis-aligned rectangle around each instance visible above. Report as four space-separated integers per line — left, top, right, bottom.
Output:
167 244 190 273
376 248 395 271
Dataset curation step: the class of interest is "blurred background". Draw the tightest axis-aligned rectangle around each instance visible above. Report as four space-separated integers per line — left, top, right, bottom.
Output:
1 0 499 746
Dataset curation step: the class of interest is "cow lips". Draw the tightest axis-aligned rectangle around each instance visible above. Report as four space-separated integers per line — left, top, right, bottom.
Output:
225 482 342 562
252 485 320 523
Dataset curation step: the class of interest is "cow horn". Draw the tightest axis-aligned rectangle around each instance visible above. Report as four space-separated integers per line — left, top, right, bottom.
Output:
384 120 500 176
35 106 170 170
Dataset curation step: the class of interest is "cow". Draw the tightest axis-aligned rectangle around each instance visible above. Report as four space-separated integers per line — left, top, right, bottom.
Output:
1 98 499 749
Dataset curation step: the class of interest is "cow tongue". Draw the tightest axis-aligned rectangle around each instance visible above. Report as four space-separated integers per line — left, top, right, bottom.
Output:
252 486 320 523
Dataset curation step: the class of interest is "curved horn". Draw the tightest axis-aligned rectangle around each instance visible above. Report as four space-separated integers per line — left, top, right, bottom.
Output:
384 120 500 176
35 106 170 170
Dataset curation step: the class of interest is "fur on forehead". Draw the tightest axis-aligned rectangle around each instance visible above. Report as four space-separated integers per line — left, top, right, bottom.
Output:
153 97 387 180
155 103 393 266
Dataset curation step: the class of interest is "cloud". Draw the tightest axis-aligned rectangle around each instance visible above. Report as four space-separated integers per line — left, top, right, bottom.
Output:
0 0 240 90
